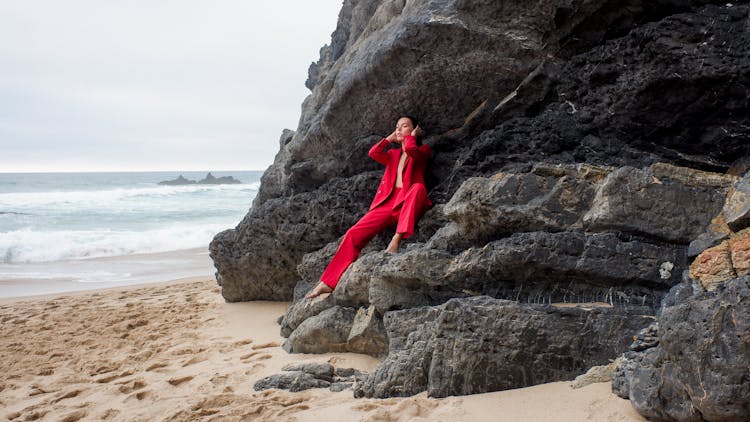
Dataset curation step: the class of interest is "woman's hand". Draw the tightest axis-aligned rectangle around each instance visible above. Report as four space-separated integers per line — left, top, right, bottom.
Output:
386 129 399 143
411 125 423 139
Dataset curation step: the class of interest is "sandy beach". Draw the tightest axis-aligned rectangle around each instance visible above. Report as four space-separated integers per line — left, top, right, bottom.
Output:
0 277 645 421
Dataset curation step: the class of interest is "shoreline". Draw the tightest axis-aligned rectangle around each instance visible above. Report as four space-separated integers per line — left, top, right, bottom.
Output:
0 247 214 300
0 276 645 421
0 275 209 305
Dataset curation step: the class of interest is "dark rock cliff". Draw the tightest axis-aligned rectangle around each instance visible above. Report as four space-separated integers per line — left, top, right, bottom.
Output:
210 0 750 418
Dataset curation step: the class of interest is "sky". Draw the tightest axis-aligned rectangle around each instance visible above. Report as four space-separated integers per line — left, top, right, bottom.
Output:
0 1 343 172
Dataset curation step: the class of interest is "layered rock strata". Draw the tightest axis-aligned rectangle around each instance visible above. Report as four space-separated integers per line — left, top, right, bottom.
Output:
354 297 653 398
278 162 730 398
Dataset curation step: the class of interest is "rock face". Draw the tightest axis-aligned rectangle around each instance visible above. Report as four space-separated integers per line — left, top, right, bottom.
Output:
724 173 750 232
612 175 750 420
612 277 750 421
210 0 749 302
209 0 750 407
354 297 654 398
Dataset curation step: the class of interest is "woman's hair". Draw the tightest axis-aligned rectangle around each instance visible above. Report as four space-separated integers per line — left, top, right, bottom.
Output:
401 115 419 128
401 114 423 144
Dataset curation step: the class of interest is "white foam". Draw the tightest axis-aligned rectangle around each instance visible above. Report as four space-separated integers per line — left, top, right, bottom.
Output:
0 182 259 209
0 269 132 282
0 223 234 264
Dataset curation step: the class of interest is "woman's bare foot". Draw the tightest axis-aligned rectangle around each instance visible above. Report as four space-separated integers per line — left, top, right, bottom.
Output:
305 282 333 299
386 233 403 254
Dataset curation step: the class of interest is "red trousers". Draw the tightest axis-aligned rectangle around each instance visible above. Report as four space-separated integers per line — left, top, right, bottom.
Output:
320 183 428 288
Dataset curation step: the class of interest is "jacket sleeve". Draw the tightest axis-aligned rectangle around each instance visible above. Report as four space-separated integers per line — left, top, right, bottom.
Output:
368 138 391 165
402 135 432 160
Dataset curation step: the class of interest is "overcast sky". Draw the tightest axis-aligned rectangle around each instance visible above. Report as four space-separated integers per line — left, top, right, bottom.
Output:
0 1 343 172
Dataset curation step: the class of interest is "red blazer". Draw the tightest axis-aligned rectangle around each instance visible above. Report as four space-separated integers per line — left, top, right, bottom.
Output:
368 135 432 211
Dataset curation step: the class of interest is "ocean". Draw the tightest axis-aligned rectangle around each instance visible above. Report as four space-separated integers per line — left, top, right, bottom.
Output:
0 170 261 297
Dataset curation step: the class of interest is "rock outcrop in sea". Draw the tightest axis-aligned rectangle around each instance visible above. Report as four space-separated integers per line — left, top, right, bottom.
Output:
158 172 241 185
210 1 750 419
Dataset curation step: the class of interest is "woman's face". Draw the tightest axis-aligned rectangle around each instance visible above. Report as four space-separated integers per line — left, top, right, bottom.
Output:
395 117 414 142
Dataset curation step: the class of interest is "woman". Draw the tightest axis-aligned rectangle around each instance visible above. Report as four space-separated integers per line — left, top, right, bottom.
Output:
305 116 432 299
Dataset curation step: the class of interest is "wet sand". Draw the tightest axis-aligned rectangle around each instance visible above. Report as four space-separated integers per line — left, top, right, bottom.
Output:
0 248 213 298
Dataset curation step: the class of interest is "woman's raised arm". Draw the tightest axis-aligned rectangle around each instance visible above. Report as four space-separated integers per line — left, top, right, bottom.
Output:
402 134 431 160
368 138 391 165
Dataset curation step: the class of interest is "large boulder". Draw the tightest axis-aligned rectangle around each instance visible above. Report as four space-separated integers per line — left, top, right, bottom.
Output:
582 164 732 244
210 171 380 301
436 163 610 249
444 231 685 308
282 304 389 358
283 306 357 354
213 0 583 301
355 296 654 398
613 277 750 421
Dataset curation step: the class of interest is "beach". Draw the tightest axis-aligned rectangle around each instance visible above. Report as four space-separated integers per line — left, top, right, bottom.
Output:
0 277 645 421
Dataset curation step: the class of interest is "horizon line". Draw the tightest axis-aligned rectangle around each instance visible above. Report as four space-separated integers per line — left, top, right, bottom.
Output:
0 168 269 174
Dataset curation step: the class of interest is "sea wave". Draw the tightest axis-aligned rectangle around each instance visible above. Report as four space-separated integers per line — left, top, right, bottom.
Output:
0 223 234 264
0 182 260 208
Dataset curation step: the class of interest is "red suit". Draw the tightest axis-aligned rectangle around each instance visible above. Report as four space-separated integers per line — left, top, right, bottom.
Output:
319 135 432 288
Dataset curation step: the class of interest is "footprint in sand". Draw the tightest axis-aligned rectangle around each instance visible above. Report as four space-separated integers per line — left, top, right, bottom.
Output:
36 368 54 376
52 389 82 403
28 384 51 397
145 362 170 372
209 374 229 385
181 354 207 367
168 376 194 386
125 389 151 402
95 373 121 384
95 369 134 384
173 347 206 356
117 379 146 394
352 403 381 412
88 363 118 377
244 363 267 376
7 407 49 421
59 409 87 422
134 350 154 361
100 409 120 419
276 403 311 417
247 391 312 420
